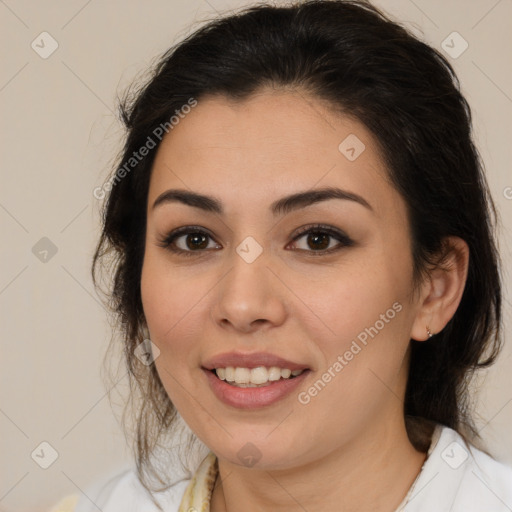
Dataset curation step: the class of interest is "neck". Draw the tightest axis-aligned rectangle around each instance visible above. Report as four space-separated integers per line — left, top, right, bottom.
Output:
210 416 428 512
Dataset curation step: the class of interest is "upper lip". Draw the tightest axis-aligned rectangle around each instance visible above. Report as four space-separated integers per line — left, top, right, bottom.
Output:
202 352 309 371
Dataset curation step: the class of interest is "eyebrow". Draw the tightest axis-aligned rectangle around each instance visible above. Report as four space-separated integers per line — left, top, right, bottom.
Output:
152 186 373 216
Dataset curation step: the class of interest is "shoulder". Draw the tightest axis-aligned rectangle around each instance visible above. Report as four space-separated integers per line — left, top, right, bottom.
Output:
48 438 211 512
405 424 512 512
50 467 191 512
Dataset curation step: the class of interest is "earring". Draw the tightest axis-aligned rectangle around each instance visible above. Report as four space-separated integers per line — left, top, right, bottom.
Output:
426 326 434 339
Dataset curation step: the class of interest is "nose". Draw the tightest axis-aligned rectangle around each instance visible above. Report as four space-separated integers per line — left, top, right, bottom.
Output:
211 248 287 334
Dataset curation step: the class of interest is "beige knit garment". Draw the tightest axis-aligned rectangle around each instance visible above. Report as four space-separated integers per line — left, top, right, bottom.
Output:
178 452 218 512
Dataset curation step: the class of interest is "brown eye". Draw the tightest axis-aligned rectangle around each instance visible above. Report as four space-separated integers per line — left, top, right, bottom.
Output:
158 227 221 256
304 232 330 250
290 224 354 254
182 233 209 250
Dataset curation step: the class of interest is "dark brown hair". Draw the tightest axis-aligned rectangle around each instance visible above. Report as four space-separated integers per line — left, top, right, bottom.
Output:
92 0 502 504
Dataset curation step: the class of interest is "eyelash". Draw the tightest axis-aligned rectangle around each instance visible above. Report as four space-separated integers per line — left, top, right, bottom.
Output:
157 223 354 257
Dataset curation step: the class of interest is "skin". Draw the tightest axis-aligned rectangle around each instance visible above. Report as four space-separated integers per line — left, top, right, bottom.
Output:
140 89 469 511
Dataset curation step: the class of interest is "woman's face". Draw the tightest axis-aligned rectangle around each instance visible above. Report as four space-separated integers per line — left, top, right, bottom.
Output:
141 90 425 469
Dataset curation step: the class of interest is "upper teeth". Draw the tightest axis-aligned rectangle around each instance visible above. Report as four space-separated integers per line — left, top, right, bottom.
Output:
216 366 303 385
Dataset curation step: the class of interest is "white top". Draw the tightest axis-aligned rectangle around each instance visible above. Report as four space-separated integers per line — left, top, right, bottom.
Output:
70 425 512 512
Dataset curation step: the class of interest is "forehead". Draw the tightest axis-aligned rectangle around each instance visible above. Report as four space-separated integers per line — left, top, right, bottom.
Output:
147 90 399 218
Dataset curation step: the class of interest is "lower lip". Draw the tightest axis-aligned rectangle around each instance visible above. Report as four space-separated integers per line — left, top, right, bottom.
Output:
203 369 310 409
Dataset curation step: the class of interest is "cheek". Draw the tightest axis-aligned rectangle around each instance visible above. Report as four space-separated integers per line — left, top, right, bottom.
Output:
300 258 409 343
294 273 412 437
140 258 208 419
140 253 214 369
140 254 182 359
141 249 194 335
296 251 414 406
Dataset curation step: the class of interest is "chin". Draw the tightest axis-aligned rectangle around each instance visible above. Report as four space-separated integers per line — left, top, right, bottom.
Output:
204 430 307 470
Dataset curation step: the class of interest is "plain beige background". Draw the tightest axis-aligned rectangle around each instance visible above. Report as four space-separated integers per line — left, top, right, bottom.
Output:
1 0 511 510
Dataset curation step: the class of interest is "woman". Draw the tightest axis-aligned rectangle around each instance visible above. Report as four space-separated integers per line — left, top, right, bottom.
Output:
51 0 512 510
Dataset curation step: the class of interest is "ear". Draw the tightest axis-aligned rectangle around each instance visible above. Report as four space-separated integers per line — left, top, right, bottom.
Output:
410 236 469 341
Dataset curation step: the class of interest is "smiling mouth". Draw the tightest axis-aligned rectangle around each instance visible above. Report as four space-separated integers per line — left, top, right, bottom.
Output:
211 366 306 387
